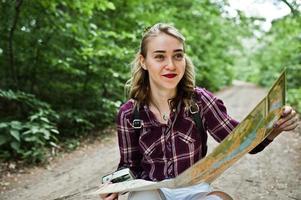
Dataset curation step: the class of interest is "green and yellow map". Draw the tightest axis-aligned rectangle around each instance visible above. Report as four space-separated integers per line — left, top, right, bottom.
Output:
90 71 286 195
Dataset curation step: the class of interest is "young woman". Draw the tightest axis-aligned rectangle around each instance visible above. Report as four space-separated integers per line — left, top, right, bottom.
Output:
100 23 299 200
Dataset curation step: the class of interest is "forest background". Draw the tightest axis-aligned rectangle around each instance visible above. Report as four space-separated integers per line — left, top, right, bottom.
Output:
0 0 300 164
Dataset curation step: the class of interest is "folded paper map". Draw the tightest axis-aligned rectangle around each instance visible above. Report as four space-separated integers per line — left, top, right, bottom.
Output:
89 71 286 195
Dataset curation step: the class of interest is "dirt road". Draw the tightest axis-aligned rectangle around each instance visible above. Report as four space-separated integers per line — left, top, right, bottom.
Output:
1 81 300 200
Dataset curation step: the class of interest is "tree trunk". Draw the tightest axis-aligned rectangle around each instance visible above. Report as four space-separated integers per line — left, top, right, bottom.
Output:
8 0 23 89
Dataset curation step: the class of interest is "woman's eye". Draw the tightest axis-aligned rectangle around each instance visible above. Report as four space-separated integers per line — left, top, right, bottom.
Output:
155 55 164 60
174 54 184 60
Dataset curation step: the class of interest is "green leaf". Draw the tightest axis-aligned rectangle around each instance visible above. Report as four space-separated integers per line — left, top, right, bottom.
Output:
10 130 20 141
0 123 8 129
10 121 22 130
31 126 40 134
49 141 59 148
40 117 50 123
106 2 115 10
50 129 59 134
23 136 37 142
43 130 50 140
10 141 21 152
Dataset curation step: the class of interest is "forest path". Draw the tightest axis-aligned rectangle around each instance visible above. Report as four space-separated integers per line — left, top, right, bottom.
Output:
1 81 300 200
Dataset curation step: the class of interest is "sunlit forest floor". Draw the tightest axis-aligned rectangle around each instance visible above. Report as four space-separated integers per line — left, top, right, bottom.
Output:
0 81 300 200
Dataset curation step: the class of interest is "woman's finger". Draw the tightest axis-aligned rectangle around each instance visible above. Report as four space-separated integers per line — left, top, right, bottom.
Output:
280 122 299 132
110 193 119 200
281 106 293 117
107 193 118 200
100 193 118 200
278 116 299 131
275 109 297 127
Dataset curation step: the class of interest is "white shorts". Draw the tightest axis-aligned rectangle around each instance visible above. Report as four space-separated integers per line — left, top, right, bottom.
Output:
128 183 221 200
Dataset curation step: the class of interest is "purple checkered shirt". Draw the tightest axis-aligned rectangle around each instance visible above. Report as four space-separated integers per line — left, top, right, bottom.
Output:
117 87 272 181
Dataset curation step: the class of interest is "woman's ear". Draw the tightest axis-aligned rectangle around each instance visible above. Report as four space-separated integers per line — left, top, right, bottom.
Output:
140 55 147 70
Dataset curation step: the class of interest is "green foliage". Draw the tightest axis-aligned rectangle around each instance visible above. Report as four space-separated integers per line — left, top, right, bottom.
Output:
255 15 301 88
0 89 59 163
0 0 252 162
63 138 81 152
235 12 301 113
288 88 301 113
58 110 95 137
0 115 59 163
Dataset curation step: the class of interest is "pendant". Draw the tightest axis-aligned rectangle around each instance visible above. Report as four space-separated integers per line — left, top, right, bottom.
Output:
162 113 169 121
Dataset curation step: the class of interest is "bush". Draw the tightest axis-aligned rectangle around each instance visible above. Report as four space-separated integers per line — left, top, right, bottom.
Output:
0 90 59 163
58 110 95 138
288 88 301 113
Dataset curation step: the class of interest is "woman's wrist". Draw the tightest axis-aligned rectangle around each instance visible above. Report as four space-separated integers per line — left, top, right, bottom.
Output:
266 129 281 140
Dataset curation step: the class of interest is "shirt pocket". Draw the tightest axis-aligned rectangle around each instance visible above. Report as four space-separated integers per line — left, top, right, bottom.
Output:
174 131 200 157
139 128 164 161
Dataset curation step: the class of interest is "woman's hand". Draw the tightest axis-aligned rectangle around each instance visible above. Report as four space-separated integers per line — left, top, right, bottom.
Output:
267 105 299 140
99 193 118 200
99 182 118 200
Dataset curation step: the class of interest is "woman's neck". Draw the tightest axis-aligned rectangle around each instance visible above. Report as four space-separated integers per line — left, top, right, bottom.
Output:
148 88 177 123
149 88 176 110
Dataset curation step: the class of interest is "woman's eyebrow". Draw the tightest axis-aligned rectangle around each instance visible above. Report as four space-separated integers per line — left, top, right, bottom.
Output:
152 49 184 54
174 49 184 52
153 50 165 54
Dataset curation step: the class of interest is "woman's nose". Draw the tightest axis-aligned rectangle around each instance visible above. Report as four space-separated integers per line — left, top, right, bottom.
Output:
165 57 175 70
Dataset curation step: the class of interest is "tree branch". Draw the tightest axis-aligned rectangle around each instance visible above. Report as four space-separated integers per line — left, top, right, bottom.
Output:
281 0 298 16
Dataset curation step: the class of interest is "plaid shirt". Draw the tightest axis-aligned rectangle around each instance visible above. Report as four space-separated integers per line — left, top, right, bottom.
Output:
117 87 271 181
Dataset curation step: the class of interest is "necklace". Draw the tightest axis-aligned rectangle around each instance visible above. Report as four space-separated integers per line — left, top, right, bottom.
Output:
162 113 169 121
150 102 170 122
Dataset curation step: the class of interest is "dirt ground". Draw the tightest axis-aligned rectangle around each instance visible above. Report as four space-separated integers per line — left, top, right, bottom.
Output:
1 81 300 200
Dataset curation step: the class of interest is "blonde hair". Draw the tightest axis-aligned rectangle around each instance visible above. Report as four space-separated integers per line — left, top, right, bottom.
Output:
125 23 196 109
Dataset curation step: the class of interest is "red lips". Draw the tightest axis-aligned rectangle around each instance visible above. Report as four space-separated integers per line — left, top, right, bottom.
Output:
163 74 177 78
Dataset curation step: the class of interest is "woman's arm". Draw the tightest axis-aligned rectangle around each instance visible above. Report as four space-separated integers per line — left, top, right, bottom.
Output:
196 88 299 154
195 88 239 142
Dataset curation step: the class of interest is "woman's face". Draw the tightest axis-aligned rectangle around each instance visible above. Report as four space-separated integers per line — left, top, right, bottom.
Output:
141 33 186 92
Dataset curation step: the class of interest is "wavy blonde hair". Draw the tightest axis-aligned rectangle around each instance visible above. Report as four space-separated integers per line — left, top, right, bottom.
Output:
125 23 196 109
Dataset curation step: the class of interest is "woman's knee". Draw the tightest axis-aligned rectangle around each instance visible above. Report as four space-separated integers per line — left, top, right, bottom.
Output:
204 191 233 200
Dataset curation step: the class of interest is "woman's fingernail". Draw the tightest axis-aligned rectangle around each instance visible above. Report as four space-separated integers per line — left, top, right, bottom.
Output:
282 107 287 115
